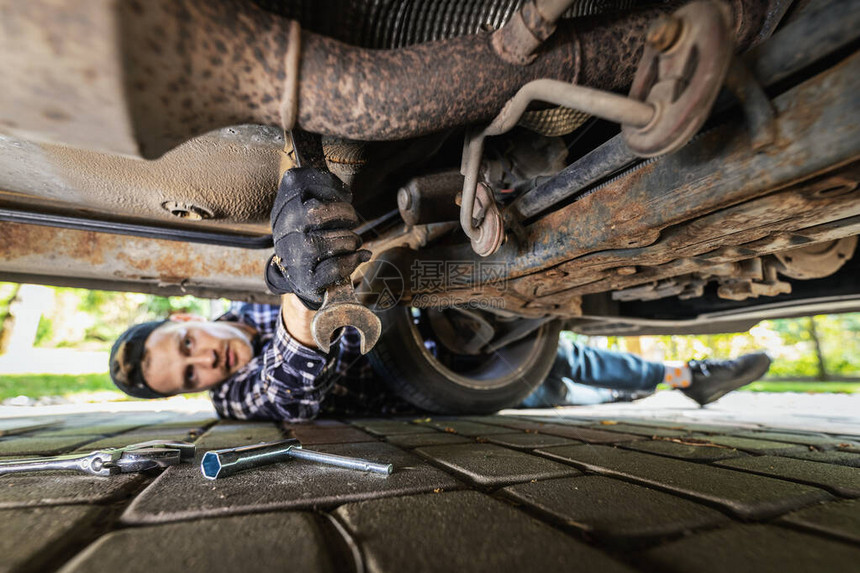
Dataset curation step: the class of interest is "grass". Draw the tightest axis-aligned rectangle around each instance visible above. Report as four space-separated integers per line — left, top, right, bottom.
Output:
2 375 858 402
656 380 860 394
740 380 860 394
0 373 213 401
0 373 122 401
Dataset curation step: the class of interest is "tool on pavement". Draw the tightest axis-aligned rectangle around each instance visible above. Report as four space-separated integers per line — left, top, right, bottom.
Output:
200 438 393 479
282 131 382 355
0 440 195 477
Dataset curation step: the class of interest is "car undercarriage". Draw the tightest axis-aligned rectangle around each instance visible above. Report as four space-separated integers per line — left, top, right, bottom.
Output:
1 0 858 411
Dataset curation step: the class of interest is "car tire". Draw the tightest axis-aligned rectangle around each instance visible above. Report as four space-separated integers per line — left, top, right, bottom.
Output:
367 306 562 414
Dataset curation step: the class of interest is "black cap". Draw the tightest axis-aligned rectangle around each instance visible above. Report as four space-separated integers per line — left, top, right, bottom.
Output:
109 320 168 399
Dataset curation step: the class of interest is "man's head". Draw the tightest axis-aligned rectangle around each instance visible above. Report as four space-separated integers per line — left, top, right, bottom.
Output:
110 315 257 398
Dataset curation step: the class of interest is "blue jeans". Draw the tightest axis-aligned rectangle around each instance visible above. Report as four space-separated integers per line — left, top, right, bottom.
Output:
520 338 665 407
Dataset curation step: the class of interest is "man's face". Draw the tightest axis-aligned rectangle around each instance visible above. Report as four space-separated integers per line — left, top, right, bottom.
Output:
142 318 256 395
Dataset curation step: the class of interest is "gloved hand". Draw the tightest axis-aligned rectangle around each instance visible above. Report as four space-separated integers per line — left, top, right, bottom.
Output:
265 167 371 310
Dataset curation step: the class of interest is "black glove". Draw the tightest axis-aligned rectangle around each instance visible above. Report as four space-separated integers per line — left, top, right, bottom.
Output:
265 167 371 310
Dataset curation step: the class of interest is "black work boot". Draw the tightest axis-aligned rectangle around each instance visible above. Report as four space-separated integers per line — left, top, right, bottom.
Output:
682 352 772 406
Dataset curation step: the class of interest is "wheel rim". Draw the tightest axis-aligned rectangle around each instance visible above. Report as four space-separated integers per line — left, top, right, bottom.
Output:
406 307 553 391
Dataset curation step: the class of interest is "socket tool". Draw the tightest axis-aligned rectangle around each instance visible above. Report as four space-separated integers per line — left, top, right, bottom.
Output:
0 440 195 477
200 438 393 479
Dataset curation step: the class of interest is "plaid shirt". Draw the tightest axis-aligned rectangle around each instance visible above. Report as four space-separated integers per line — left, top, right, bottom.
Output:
209 302 404 421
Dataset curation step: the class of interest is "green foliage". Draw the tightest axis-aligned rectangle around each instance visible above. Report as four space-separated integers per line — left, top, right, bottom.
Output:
0 284 18 321
0 373 121 400
0 373 210 401
657 381 860 393
0 282 222 352
650 313 860 379
741 381 860 394
142 295 211 318
34 316 54 347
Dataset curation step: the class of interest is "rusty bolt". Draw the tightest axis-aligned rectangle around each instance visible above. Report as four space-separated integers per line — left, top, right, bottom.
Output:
397 188 413 211
646 16 682 52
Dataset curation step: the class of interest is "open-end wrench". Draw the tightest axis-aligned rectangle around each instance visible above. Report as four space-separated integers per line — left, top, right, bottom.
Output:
0 440 193 477
311 280 382 354
284 131 382 355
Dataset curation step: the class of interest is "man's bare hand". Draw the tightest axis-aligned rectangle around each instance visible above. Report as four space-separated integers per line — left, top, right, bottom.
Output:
280 293 317 348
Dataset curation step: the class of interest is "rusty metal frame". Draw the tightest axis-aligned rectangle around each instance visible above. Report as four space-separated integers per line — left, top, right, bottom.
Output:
0 222 277 302
391 46 860 316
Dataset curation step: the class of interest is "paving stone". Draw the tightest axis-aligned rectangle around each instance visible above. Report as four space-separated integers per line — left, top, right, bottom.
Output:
838 442 860 454
585 423 692 439
193 422 285 453
61 512 338 573
458 416 567 432
150 413 220 427
515 415 598 426
0 505 100 573
71 429 197 452
781 499 860 544
603 419 694 430
122 442 461 524
421 420 515 437
640 524 860 573
384 432 472 449
285 425 377 445
305 417 352 426
652 422 755 434
0 436 96 456
715 455 860 498
781 449 860 468
536 445 832 519
534 425 647 444
0 470 145 508
349 420 435 436
690 434 810 455
484 432 581 450
143 416 218 438
32 422 149 439
0 419 64 437
502 475 729 543
731 430 860 449
619 438 749 462
334 490 634 573
414 443 579 487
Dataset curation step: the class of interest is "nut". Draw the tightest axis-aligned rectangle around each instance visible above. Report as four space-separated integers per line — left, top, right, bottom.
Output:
646 16 682 52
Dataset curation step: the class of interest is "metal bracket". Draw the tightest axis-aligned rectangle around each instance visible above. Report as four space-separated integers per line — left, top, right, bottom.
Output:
725 57 778 151
622 1 735 156
459 0 736 256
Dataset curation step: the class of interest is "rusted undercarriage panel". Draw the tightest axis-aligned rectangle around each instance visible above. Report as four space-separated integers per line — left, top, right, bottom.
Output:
0 222 277 303
0 0 770 158
394 49 860 316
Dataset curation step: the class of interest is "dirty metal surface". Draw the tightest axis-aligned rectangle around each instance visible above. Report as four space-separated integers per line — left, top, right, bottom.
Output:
0 127 282 233
0 0 770 157
0 0 291 159
0 222 276 302
537 165 860 299
398 47 860 315
299 1 767 141
622 2 735 157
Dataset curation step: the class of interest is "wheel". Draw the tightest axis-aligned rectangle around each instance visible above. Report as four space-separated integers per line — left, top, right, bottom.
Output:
367 305 562 414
